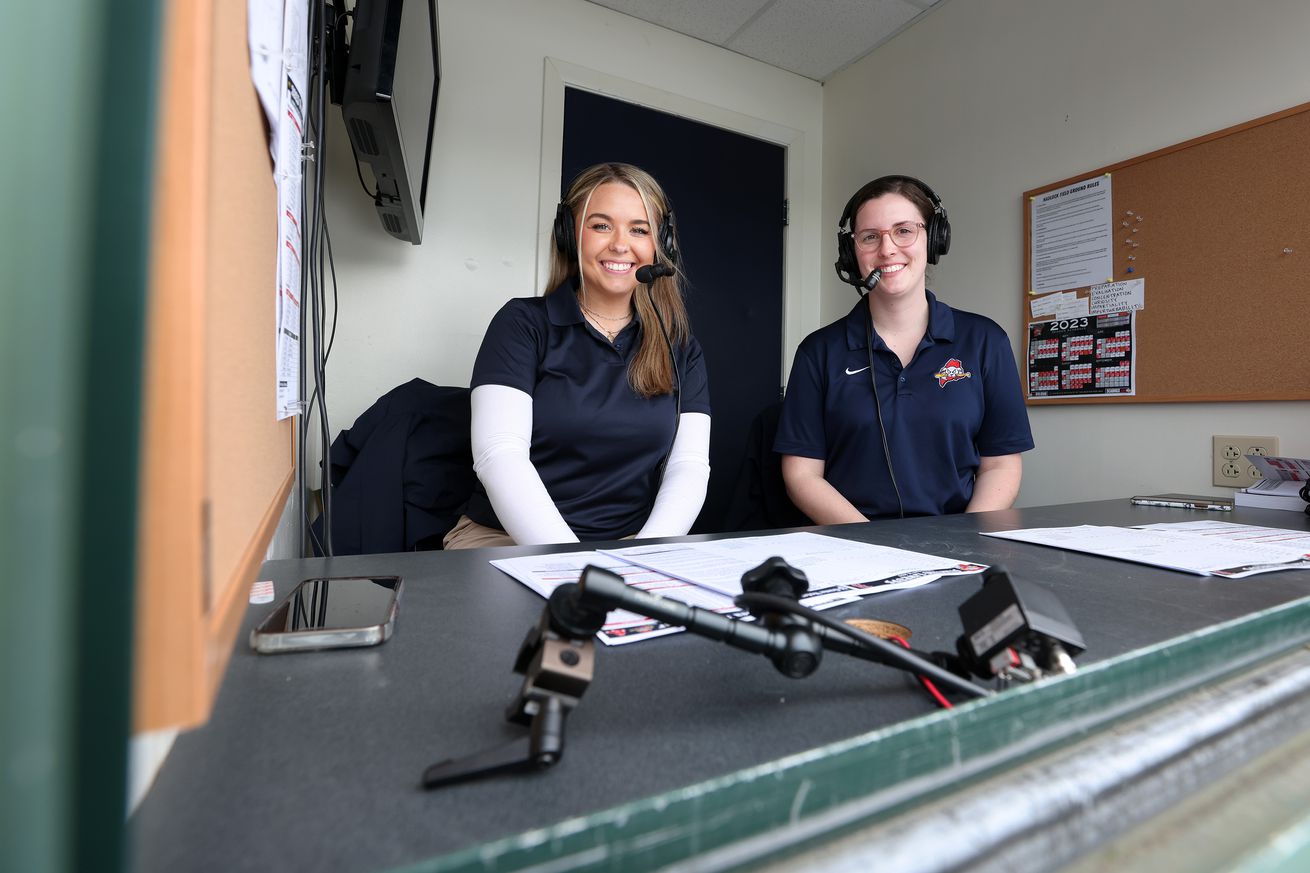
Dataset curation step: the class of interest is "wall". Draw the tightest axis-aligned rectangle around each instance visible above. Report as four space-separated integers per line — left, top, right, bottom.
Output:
821 0 1310 506
319 0 823 454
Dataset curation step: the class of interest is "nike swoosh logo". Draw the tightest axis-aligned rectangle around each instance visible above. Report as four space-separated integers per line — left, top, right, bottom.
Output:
845 366 870 375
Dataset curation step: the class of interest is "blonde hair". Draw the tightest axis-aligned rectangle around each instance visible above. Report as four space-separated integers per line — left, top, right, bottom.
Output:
546 163 689 398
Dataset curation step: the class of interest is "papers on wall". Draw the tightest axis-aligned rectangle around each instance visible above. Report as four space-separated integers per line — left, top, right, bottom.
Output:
1030 174 1114 295
490 532 986 646
1030 290 1090 321
1089 278 1145 316
1027 312 1136 398
248 0 308 419
981 522 1310 578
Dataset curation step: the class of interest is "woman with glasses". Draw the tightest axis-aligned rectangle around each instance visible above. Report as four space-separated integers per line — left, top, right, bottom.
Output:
774 175 1033 523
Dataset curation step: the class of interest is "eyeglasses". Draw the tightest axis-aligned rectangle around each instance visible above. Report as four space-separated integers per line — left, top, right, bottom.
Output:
852 221 923 251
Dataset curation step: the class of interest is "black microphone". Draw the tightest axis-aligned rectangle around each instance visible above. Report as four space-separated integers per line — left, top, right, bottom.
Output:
635 263 675 284
860 267 882 292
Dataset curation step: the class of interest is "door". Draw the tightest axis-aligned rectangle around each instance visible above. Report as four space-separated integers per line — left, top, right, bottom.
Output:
561 87 787 533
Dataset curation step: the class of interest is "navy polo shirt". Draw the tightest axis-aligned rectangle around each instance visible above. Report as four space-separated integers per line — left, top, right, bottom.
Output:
465 282 711 541
774 292 1033 519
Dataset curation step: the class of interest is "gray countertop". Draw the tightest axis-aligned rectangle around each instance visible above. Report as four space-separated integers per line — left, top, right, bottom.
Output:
129 500 1310 872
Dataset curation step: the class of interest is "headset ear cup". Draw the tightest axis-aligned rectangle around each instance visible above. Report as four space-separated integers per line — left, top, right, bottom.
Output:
835 231 860 284
553 203 576 262
926 213 951 264
659 211 679 268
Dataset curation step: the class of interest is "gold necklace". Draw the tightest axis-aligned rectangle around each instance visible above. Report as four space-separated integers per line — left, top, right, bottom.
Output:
578 299 631 323
577 294 632 341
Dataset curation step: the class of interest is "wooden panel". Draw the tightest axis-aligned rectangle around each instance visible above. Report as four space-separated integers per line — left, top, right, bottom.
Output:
134 0 293 731
1022 103 1310 404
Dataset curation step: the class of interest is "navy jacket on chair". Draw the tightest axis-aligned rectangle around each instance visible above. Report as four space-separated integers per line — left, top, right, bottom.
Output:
313 379 474 555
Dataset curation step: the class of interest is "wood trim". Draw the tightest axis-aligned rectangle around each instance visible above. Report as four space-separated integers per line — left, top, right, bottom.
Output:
134 0 295 732
134 0 212 731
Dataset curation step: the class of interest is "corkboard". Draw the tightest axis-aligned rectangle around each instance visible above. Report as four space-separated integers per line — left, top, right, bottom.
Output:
134 0 294 731
1022 103 1310 404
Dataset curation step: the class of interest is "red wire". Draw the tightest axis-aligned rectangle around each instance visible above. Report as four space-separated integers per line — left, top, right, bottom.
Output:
891 635 953 709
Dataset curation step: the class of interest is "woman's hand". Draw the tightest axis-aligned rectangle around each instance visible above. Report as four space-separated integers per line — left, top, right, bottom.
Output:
780 455 868 525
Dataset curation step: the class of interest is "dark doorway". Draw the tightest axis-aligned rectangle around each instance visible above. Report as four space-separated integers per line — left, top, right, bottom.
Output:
561 87 786 533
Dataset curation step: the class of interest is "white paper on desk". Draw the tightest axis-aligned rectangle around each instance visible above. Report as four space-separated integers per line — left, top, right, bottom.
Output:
489 550 870 645
1134 521 1310 552
489 551 729 645
602 532 983 597
982 525 1310 578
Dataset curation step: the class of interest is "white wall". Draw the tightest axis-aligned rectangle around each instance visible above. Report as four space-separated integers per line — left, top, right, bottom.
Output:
821 0 1310 507
320 0 823 454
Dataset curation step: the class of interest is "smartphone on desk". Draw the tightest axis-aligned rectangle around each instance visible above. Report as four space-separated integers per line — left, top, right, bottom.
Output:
250 576 402 653
1130 493 1234 511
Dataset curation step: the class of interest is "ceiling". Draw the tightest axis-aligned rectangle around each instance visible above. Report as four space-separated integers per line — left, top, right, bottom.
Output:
581 0 944 82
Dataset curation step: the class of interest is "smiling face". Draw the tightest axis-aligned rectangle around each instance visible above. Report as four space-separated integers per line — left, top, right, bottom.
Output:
853 193 929 300
576 182 657 302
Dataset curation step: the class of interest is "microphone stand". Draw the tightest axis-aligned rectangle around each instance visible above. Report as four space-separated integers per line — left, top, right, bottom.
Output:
421 599 597 789
421 558 991 789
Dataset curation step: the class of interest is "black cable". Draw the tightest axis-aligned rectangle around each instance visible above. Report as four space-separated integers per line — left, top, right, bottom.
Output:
647 286 682 480
865 312 904 518
296 7 316 557
321 196 340 363
297 45 337 558
308 0 333 554
350 149 378 200
734 590 990 699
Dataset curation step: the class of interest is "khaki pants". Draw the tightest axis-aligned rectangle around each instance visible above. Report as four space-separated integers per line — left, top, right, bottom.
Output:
441 515 638 549
442 515 516 550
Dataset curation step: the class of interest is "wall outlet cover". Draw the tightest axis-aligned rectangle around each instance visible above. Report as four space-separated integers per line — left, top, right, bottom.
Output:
1212 434 1280 488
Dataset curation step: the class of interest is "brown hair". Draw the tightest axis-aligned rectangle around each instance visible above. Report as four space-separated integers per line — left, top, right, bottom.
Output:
841 175 936 229
545 163 689 398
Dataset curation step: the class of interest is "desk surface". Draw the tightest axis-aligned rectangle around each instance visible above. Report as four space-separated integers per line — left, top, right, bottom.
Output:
130 501 1310 873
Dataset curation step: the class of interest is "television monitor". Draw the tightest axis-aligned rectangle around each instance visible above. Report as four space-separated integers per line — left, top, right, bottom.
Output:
339 0 439 243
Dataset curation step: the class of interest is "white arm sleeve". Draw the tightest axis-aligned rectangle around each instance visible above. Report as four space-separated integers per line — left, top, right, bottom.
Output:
636 412 711 539
470 384 578 545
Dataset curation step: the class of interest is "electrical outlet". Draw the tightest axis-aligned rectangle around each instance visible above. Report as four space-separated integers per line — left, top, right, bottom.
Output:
1212 434 1280 488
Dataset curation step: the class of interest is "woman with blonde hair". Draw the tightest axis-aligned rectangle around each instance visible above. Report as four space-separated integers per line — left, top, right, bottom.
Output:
444 163 711 548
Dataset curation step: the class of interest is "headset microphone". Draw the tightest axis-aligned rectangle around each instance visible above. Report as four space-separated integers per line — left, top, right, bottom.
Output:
860 268 882 293
635 263 675 284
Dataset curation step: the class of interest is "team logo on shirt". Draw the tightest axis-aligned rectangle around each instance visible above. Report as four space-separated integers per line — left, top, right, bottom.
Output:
934 358 972 387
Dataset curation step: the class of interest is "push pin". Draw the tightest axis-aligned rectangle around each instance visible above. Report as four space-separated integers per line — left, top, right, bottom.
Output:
1126 210 1135 216
1283 247 1295 254
1126 267 1134 273
1136 216 1144 222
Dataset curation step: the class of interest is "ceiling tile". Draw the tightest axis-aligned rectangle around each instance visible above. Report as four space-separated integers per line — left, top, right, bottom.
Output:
728 0 923 81
583 0 774 44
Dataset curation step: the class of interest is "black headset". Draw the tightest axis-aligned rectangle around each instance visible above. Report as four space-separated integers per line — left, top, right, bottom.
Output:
553 200 680 269
834 175 951 288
